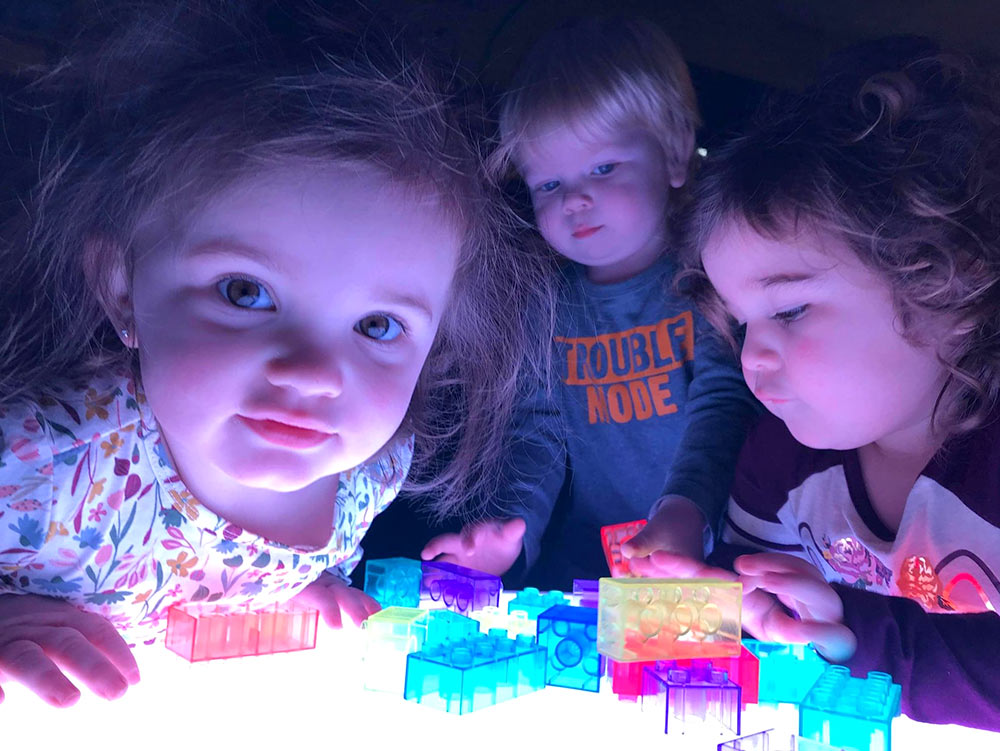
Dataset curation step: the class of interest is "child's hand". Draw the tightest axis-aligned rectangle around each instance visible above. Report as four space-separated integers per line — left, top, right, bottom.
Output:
621 495 707 573
0 593 140 707
292 571 381 628
734 553 857 662
420 517 526 577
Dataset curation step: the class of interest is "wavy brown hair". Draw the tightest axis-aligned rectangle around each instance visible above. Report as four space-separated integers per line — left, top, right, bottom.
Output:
678 37 1000 437
0 0 554 519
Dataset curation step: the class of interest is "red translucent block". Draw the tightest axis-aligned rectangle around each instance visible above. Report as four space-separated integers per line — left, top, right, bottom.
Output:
165 601 318 662
600 519 647 577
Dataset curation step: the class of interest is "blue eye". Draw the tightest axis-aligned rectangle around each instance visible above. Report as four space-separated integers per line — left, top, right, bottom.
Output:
355 313 405 341
536 180 560 193
592 163 617 176
218 277 275 310
772 305 808 325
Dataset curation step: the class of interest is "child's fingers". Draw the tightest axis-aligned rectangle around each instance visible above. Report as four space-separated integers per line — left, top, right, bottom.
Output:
0 638 83 707
646 551 738 581
620 527 654 559
74 612 141 685
734 553 822 578
758 572 843 622
338 592 378 628
420 532 463 561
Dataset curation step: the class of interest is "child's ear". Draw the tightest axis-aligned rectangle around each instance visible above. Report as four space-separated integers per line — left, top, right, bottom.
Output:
668 130 696 189
83 236 136 347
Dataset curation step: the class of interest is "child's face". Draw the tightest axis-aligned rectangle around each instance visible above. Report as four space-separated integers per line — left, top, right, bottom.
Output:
130 164 459 492
702 220 948 452
517 121 678 283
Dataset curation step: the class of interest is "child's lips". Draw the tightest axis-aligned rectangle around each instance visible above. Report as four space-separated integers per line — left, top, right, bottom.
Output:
572 224 603 239
238 415 334 449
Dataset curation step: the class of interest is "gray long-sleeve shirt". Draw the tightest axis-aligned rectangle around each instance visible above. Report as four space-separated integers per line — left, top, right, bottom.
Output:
501 255 760 589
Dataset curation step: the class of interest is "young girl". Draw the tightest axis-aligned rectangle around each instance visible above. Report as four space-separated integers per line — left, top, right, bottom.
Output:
0 2 548 707
421 16 759 587
645 37 1000 729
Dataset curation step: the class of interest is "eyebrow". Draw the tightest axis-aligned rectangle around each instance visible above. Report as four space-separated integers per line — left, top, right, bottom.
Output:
374 290 435 323
185 239 282 273
755 272 821 288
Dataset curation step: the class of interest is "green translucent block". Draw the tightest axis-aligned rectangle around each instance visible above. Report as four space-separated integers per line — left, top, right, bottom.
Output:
743 640 828 705
598 578 742 663
364 557 423 608
425 608 479 645
537 605 603 692
799 665 901 751
361 607 429 692
508 588 568 620
403 631 546 714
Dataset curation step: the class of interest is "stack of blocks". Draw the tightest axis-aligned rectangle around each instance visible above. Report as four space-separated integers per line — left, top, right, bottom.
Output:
597 577 742 661
362 606 430 692
404 630 546 714
799 665 901 751
599 519 647 577
536 604 603 692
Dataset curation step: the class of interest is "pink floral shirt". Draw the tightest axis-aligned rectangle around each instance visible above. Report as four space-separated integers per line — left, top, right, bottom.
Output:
0 374 412 644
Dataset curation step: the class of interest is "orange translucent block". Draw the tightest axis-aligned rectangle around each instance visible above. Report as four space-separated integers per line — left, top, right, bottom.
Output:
165 601 318 662
597 577 741 662
600 519 647 577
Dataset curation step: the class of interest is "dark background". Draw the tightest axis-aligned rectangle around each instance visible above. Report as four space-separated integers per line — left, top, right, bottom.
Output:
2 0 997 585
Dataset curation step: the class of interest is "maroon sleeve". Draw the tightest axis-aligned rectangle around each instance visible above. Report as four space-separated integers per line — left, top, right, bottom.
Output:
836 583 1000 730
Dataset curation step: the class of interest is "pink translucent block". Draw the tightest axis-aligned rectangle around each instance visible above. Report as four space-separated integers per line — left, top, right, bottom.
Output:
165 601 318 662
604 657 659 702
600 520 647 577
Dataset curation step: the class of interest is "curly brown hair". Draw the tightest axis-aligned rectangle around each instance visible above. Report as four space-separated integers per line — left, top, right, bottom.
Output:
0 0 554 519
678 37 1000 438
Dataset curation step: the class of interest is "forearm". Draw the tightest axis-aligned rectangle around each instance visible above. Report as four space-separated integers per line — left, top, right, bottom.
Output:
836 584 1000 730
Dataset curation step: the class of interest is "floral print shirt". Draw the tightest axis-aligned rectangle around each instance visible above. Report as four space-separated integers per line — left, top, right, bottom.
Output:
0 373 412 644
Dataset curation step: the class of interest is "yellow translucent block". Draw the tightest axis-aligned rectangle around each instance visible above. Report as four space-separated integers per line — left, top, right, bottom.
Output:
597 578 742 663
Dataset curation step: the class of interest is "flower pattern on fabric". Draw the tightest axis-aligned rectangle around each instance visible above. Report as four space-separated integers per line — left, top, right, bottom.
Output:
820 534 893 590
897 554 952 610
0 374 412 644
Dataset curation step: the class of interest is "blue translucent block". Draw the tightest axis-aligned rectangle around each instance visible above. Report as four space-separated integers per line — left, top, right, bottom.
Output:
536 604 603 692
743 640 827 705
425 609 479 645
420 560 502 614
364 557 422 608
361 607 430 693
507 587 568 620
799 666 901 751
403 631 546 714
641 662 741 736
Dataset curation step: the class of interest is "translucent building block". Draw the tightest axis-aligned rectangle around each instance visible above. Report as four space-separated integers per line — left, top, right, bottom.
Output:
165 601 318 662
743 640 827 705
799 666 901 751
597 578 742 662
572 579 600 608
536 604 603 692
425 608 479 645
641 662 742 736
403 631 546 714
364 557 423 608
673 646 760 707
600 519 647 577
361 606 429 692
420 560 502 614
471 606 536 638
507 587 567 619
718 731 851 751
604 657 659 701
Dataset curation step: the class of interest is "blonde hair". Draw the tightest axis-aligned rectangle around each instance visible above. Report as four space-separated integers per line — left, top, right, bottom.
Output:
492 16 700 187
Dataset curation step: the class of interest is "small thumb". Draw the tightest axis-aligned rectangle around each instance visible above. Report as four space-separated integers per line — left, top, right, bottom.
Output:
620 525 655 558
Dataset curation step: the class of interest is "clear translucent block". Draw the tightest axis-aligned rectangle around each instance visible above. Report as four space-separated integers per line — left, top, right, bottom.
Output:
717 730 852 751
600 519 647 577
799 665 901 751
363 557 423 608
507 587 568 619
403 631 545 714
471 606 537 638
420 560 502 614
536 604 603 692
597 577 742 662
165 601 317 662
641 662 742 736
672 647 760 707
361 606 430 693
743 640 828 705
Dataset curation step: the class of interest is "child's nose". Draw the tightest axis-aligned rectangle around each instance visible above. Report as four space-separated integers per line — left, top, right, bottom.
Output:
740 328 781 376
562 190 593 214
265 340 344 398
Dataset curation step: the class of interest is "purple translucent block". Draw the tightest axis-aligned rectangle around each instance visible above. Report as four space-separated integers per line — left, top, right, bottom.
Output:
420 560 502 614
572 578 600 608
